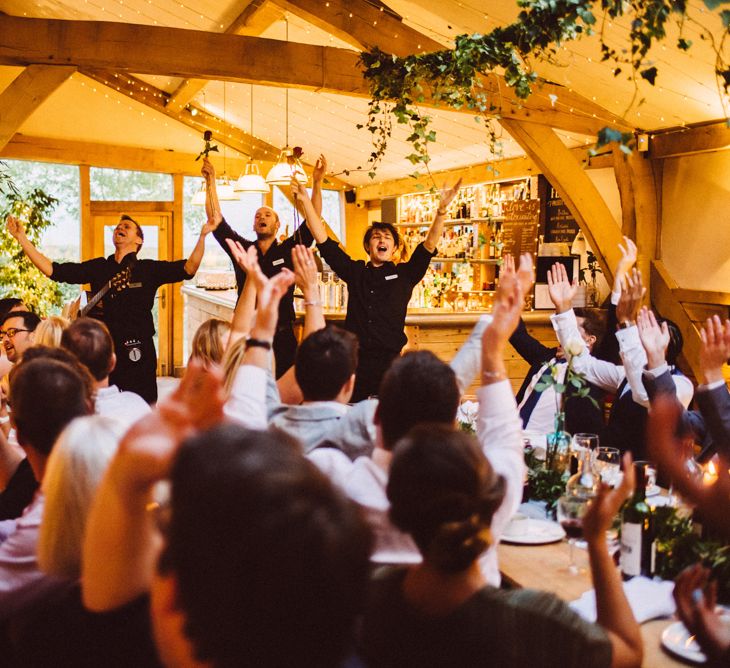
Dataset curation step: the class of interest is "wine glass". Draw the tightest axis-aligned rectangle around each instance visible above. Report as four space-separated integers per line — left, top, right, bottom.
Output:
557 494 590 575
593 447 621 486
572 433 599 454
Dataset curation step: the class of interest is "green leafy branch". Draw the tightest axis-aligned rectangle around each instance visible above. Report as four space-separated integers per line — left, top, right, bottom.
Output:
358 0 730 177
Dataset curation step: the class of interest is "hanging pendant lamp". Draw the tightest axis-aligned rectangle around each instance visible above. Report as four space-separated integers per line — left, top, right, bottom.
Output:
235 84 270 193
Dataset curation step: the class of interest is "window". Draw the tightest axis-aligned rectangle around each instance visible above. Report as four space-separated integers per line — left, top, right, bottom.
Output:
272 187 343 243
90 167 173 201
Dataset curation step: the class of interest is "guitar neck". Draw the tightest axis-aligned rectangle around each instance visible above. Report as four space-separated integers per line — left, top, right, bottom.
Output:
79 280 111 318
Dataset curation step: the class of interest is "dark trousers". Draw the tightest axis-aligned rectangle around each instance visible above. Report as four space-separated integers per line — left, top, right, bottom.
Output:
351 349 399 403
110 336 158 404
273 325 297 379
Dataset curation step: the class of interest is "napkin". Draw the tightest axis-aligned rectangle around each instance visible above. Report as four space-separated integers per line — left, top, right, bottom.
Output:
570 577 676 623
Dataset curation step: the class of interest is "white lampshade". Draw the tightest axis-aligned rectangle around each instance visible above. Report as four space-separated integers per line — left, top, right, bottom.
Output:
234 162 270 193
266 148 308 186
191 182 206 206
217 174 239 201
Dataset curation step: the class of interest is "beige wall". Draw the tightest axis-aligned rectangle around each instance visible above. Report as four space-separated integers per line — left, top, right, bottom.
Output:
661 150 730 291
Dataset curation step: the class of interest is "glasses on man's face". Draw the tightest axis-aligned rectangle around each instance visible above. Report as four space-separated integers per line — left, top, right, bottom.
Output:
0 328 31 340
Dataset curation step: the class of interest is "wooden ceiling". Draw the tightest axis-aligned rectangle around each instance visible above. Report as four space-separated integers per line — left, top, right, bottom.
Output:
0 0 726 187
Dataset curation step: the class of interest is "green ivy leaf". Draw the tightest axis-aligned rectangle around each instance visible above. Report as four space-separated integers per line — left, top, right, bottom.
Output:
677 37 692 50
640 66 659 85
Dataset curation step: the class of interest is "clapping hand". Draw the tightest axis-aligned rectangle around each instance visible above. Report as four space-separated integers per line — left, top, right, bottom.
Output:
438 178 463 212
614 236 637 293
312 154 328 183
6 215 25 240
615 268 645 325
292 244 318 298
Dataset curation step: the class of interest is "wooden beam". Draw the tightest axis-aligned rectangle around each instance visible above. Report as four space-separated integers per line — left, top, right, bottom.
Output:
0 15 365 95
500 119 623 284
356 146 612 201
674 288 730 306
79 164 93 261
277 0 631 135
172 173 185 372
166 0 283 113
0 65 75 150
651 260 703 380
89 201 173 214
0 14 630 136
650 120 730 159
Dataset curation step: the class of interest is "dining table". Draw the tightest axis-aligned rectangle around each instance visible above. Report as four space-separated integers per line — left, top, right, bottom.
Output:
498 534 689 667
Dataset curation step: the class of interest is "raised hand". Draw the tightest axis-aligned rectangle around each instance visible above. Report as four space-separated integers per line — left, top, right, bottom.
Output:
292 244 318 297
290 175 309 202
438 178 463 212
225 239 258 275
6 215 25 240
546 262 577 314
674 564 730 663
201 157 216 182
699 315 730 384
482 273 524 361
312 154 328 183
615 268 645 325
636 306 669 369
252 269 295 339
113 360 225 496
614 236 637 292
648 396 730 539
200 218 217 236
583 452 634 543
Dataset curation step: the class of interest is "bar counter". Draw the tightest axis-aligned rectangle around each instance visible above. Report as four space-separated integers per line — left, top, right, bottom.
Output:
182 285 558 395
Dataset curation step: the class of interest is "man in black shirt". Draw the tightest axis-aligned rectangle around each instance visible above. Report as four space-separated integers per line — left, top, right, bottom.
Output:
201 157 325 378
294 174 462 401
7 213 210 403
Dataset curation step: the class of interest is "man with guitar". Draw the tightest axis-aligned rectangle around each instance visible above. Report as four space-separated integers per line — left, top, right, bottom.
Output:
6 214 211 404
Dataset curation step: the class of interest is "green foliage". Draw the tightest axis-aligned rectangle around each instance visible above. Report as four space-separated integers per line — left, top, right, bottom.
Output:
359 0 730 176
653 505 730 603
0 187 69 315
525 447 565 512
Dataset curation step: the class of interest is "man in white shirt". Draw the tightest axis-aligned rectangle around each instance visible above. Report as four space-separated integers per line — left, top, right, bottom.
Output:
60 318 150 425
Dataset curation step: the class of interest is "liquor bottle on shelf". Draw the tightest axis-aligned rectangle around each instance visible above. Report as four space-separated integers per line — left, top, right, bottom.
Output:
620 462 655 580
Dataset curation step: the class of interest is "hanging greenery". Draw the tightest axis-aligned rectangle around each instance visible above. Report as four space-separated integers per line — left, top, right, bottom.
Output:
0 186 71 314
358 0 730 177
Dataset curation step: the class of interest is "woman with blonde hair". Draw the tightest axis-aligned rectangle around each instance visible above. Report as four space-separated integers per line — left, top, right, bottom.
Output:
33 315 69 349
189 318 231 369
12 415 161 666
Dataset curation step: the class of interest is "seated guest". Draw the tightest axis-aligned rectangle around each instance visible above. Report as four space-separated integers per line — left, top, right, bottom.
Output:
33 315 69 348
0 356 93 620
189 318 230 369
1 310 40 365
269 325 376 458
308 264 529 584
0 299 27 381
82 364 372 668
549 263 692 459
61 318 150 424
9 415 161 667
361 427 642 668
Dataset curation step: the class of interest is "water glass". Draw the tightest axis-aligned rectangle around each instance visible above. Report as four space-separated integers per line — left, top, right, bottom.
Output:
593 447 621 486
572 433 599 454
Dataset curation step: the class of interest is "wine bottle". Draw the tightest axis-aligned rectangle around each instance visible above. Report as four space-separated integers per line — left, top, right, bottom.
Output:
620 463 654 580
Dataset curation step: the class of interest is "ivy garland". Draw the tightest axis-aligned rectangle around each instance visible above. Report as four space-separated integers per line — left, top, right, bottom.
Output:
357 0 730 178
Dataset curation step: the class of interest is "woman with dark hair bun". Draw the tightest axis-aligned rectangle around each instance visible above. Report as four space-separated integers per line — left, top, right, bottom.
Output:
361 424 643 668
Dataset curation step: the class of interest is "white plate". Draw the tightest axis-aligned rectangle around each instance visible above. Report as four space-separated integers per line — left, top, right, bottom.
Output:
646 484 661 497
661 609 730 664
501 518 566 545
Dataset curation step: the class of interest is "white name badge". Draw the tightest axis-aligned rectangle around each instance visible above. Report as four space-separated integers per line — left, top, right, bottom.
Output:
385 274 398 281
272 258 285 266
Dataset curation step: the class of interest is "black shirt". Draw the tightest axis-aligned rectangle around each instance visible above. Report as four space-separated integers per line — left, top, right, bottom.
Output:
213 218 314 329
51 253 191 340
317 238 434 353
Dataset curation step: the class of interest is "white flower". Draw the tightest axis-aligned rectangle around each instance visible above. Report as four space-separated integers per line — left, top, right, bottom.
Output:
565 338 585 357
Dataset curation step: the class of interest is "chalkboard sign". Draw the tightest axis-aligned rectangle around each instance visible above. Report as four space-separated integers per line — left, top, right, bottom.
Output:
544 192 580 243
501 199 540 259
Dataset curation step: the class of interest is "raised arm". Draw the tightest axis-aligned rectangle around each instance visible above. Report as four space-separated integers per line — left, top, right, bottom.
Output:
225 240 259 347
547 261 578 314
6 216 52 277
612 236 637 301
310 154 326 218
291 178 328 244
582 455 643 668
201 158 223 227
82 362 225 611
423 178 462 253
183 220 214 276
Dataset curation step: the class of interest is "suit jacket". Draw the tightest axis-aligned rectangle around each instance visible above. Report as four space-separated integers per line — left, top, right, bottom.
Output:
510 319 604 435
695 383 730 461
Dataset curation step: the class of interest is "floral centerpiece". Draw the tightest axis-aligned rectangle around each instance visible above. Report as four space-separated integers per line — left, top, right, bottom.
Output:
525 338 599 510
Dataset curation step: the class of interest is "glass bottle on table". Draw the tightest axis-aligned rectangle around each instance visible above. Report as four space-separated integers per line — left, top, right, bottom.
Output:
566 449 599 498
620 462 654 580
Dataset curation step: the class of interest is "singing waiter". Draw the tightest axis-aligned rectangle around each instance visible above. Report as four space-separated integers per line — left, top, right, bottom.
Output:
6 213 210 404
